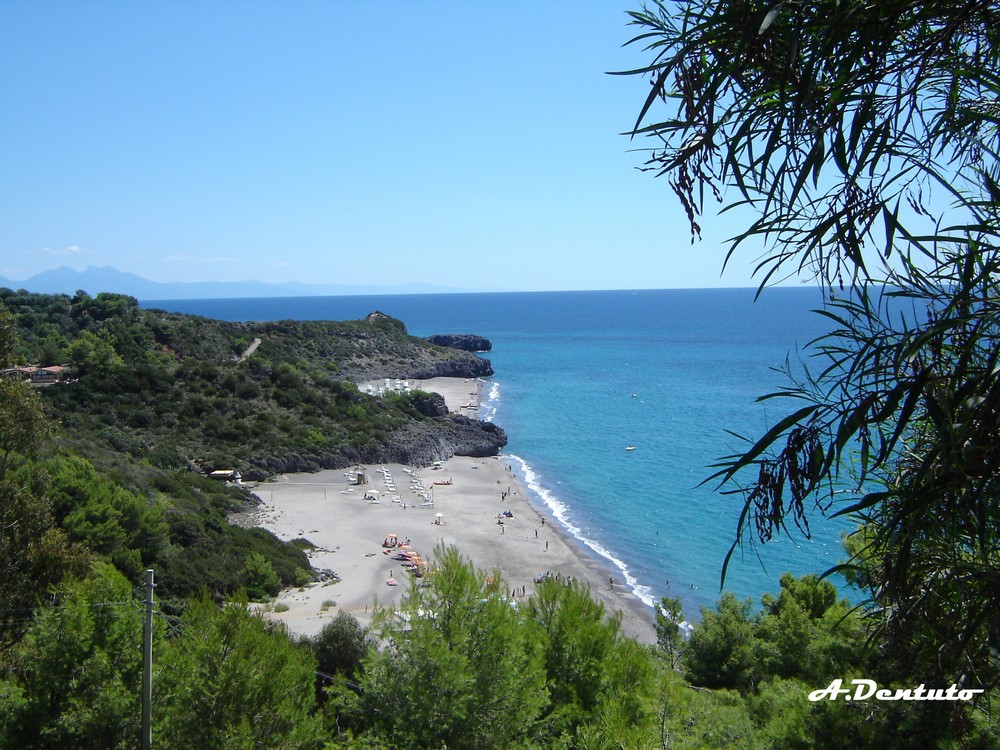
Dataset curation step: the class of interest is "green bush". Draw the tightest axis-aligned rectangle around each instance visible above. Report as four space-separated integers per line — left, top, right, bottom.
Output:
242 551 281 601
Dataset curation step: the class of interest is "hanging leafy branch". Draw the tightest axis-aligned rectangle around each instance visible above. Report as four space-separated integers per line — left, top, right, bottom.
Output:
620 0 1000 287
619 0 1000 691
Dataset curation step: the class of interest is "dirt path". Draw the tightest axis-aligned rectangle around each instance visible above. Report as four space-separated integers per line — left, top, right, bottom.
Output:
237 337 262 362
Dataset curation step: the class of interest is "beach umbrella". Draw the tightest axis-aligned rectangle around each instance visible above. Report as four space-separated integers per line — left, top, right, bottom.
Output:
435 512 444 518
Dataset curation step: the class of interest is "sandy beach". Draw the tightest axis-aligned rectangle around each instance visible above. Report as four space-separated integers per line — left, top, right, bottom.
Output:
245 378 656 644
357 376 485 415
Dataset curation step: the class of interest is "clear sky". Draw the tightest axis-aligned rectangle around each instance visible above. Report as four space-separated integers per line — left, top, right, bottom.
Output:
1 1 765 292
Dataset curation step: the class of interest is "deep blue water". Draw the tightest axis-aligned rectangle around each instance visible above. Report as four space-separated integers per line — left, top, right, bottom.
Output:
143 288 859 618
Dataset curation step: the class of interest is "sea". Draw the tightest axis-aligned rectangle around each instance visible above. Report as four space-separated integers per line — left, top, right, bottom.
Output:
142 287 860 620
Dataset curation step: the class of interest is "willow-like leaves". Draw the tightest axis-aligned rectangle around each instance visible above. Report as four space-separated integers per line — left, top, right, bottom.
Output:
619 0 1000 692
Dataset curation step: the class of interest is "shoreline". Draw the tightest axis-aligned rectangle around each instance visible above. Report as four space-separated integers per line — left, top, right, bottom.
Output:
246 378 656 644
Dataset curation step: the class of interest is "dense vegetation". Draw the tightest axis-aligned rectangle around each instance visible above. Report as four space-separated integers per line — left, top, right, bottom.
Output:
0 286 997 745
4 546 997 748
3 288 498 478
0 289 500 610
3 0 999 740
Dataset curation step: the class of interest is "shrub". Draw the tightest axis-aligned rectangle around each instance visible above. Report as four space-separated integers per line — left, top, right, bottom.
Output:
311 611 372 679
241 551 281 601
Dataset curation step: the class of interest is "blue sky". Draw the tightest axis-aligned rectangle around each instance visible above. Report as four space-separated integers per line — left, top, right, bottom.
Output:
1 1 766 292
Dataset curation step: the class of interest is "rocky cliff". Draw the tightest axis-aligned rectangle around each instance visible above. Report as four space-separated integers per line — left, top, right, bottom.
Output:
425 333 493 352
245 414 507 479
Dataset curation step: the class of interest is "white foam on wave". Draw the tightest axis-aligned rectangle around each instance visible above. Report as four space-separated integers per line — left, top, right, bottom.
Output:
480 380 500 423
503 453 656 609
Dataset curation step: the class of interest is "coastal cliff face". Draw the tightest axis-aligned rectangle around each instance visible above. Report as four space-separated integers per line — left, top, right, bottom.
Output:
375 391 506 468
247 415 507 478
246 388 506 476
383 416 506 466
424 333 492 352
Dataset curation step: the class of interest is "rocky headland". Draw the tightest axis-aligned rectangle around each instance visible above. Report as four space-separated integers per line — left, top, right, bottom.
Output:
425 333 493 352
9 292 505 481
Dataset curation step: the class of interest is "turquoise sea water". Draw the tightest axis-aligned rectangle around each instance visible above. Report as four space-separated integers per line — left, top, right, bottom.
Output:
143 288 859 619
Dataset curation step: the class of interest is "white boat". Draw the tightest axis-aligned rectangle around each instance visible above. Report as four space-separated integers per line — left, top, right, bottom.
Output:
625 445 637 451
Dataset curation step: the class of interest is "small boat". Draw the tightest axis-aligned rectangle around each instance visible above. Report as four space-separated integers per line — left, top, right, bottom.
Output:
625 445 637 451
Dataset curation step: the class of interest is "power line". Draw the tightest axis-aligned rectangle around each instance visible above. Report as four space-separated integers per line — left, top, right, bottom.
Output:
0 600 135 615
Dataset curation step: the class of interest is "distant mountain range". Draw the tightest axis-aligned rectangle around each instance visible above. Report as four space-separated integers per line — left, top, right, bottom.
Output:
0 266 475 300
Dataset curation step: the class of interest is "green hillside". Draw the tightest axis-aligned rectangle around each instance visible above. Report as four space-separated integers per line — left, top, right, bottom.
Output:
0 288 501 608
4 289 501 477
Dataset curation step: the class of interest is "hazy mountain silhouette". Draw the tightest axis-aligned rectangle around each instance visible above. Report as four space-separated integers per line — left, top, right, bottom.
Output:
0 266 474 300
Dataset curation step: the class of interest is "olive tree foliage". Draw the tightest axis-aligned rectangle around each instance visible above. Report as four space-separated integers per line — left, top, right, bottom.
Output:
619 0 1000 690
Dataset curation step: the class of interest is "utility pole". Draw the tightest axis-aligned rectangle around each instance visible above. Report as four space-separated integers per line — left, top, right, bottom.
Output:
142 569 154 750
